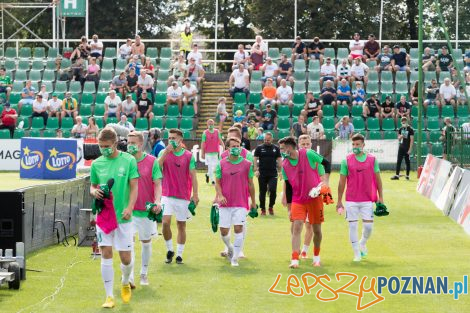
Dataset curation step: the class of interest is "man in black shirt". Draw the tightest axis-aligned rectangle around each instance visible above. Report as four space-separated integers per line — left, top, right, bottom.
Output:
291 36 307 63
308 37 325 64
437 46 453 74
380 95 395 119
391 45 410 74
136 90 154 120
363 94 380 118
391 117 414 180
254 132 282 215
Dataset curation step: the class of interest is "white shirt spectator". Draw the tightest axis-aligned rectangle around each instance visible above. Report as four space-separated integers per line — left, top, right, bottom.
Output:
253 40 268 54
71 123 88 138
121 100 136 115
321 63 336 76
351 63 369 77
119 43 132 59
264 63 279 77
276 85 293 102
33 99 47 111
217 102 227 115
167 86 182 98
89 40 104 55
337 64 351 77
138 75 154 89
439 83 456 101
307 122 324 139
48 98 62 111
118 121 135 131
234 51 249 64
105 95 122 113
187 51 203 64
349 40 364 55
462 122 470 139
233 69 249 89
182 84 198 98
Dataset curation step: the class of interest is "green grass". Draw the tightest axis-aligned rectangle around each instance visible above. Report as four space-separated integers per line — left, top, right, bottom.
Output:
2 172 470 312
0 172 85 190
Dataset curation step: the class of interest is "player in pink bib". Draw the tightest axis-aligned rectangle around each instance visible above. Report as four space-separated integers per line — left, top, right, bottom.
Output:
201 119 224 185
215 137 256 266
158 128 199 265
337 133 384 262
127 131 162 287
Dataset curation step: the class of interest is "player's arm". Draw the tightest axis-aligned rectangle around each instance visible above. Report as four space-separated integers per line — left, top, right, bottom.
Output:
408 134 414 155
89 164 103 199
200 133 206 159
190 168 199 205
337 174 346 211
253 156 259 176
376 172 384 204
276 156 282 179
123 178 138 220
158 144 173 167
248 177 256 209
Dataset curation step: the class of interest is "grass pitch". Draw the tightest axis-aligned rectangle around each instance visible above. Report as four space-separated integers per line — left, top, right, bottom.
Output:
1 172 470 313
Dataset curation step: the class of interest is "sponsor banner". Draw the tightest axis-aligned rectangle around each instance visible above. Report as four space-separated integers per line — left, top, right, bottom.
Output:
20 138 77 179
436 167 464 215
416 154 452 200
331 139 398 165
449 170 470 223
0 139 21 170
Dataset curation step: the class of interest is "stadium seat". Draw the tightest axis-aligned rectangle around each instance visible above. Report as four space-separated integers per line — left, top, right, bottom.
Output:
166 105 180 117
104 48 117 59
80 93 94 105
324 48 335 60
60 58 71 69
293 59 306 72
180 118 193 131
29 71 42 84
432 142 443 157
394 82 408 94
395 71 408 83
457 105 468 118
324 129 336 140
308 71 320 82
322 105 334 117
31 60 45 71
83 81 96 94
426 118 440 131
79 104 93 116
14 71 28 82
13 129 25 139
100 70 113 82
115 58 127 72
47 47 58 60
43 129 56 138
233 92 247 105
157 70 170 82
45 59 57 71
322 117 335 130
106 117 118 125
233 104 245 114
249 81 262 93
281 47 292 59
277 117 290 130
31 117 45 130
29 129 41 137
4 60 16 72
381 71 393 83
277 129 291 139
146 47 158 59
159 47 173 59
292 104 303 117
426 106 439 118
367 117 380 131
277 105 290 117
411 106 419 118
268 48 280 61
410 48 419 60
98 81 110 92
16 116 29 129
367 81 380 94
155 81 167 93
368 130 382 140
5 47 17 59
19 47 31 59
293 82 306 93
182 129 192 139
351 105 363 117
336 105 349 118
308 60 320 71
159 59 171 71
384 130 397 139
135 118 149 131
154 93 166 106
181 105 195 117
150 117 163 129
292 93 305 106
20 105 33 117
69 81 82 93
368 71 379 83
251 70 262 81
352 117 365 131
441 106 455 118
293 71 306 83
378 81 391 94
165 117 178 129
336 48 349 61
101 58 114 71
429 130 441 143
382 118 396 131
33 47 46 60
153 104 165 117
248 93 261 105
424 71 436 84
0 129 10 139
438 71 451 84
46 117 59 130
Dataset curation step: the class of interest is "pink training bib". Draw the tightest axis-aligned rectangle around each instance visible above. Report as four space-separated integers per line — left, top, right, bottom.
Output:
282 149 321 204
203 129 220 154
345 153 378 202
162 150 193 200
134 154 157 211
219 158 252 210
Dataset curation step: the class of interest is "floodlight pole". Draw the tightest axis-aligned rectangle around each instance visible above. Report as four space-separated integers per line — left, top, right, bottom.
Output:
214 0 218 73
294 0 297 38
379 0 384 43
417 0 423 167
85 0 89 39
455 0 459 50
135 0 139 35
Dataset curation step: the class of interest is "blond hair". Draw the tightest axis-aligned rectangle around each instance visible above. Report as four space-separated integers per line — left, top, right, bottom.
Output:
128 130 144 142
98 127 118 143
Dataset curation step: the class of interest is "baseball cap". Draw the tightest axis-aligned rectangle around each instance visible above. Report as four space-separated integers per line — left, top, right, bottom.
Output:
393 45 400 49
52 93 58 97
4 102 10 107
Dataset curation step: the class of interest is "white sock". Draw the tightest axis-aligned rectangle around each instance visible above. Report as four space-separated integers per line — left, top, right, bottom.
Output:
302 244 310 253
233 232 244 261
176 244 185 258
129 242 135 284
240 222 247 253
101 258 114 297
349 221 360 257
141 242 152 275
165 239 173 252
360 223 373 247
121 261 133 285
221 234 232 249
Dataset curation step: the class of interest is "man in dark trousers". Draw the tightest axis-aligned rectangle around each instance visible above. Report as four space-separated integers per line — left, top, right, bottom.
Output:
391 117 414 180
254 132 282 215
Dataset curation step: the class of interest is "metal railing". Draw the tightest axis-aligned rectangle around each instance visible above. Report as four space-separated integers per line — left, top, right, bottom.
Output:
447 129 470 168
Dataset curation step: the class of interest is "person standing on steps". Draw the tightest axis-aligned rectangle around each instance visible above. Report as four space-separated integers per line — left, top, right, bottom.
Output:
201 119 225 185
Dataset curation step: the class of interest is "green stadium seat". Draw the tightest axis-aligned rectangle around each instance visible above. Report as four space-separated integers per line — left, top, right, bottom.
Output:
352 117 365 131
426 117 440 131
378 81 391 94
457 105 469 118
29 70 42 83
293 82 306 93
293 59 306 72
292 104 303 117
336 48 349 61
281 47 292 59
368 130 382 140
367 81 380 94
308 70 320 82
69 81 82 93
45 117 59 130
104 48 117 59
233 92 247 105
308 59 320 71
248 93 261 105
367 117 380 131
277 105 290 117
432 142 443 157
292 93 305 106
251 70 262 81
166 105 180 117
181 105 195 118
31 60 45 71
381 71 393 83
180 118 194 131
19 47 31 59
33 47 46 60
325 129 336 140
45 59 57 70
31 117 45 130
395 82 408 94
13 129 25 139
382 118 396 131
322 105 334 117
336 105 349 117
277 117 290 130
43 129 56 138
14 71 28 82
267 48 281 61
4 60 16 72
426 106 439 118
322 117 335 130
233 104 245 114
54 81 67 94
384 130 397 139
83 81 96 94
154 93 166 106
307 81 320 94
411 105 419 118
100 70 113 82
424 71 436 84
79 104 93 116
80 93 94 105
368 71 379 83
60 58 71 69
106 117 118 125
152 104 165 117
409 48 419 60
115 58 127 72
93 103 105 117
0 129 11 139
16 116 29 129
101 58 114 71
159 59 171 71
5 47 17 59
429 130 441 143
293 71 306 83
395 71 408 83
441 106 455 118
20 105 33 117
277 129 291 139
146 47 158 59
47 47 58 60
324 48 335 60
135 118 149 131
351 105 363 117
98 81 110 92
159 47 172 59
182 129 192 139
154 81 166 93
150 117 163 128
29 129 41 137
250 81 262 93
165 117 178 129
438 71 451 84
157 70 170 82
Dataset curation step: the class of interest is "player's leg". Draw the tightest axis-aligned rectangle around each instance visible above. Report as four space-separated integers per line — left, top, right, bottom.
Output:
359 202 374 258
404 151 411 179
268 175 277 215
346 201 362 261
116 223 134 304
309 197 324 266
258 175 268 215
161 197 175 263
392 147 405 179
301 222 313 259
231 208 246 266
290 202 306 268
174 199 190 264
97 227 115 308
137 217 157 284
219 208 234 261
207 155 217 184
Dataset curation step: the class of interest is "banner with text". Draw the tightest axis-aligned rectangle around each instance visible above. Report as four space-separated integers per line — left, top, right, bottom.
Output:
0 139 21 170
331 139 399 165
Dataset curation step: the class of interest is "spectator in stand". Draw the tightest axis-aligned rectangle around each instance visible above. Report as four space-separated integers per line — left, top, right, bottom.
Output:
396 95 411 122
410 81 419 106
261 103 277 130
180 25 193 60
457 86 467 106
303 91 323 119
89 34 103 61
422 47 436 72
71 116 88 138
348 33 365 63
337 59 351 82
461 117 470 141
169 54 187 85
246 103 262 127
391 117 414 180
233 110 245 124
256 127 265 140
253 35 268 57
350 57 369 87
70 36 90 61
307 116 326 140
363 94 380 119
232 44 251 71
308 37 325 64
118 114 135 131
352 81 366 106
86 117 100 139
337 78 352 106
391 45 410 73
119 38 133 60
111 71 128 97
277 54 294 85
375 45 393 73
441 117 455 160
247 120 258 139
187 44 203 65
185 57 205 88
436 46 453 75
61 92 78 121
70 58 85 82
166 81 182 109
131 35 146 63
126 68 139 94
182 78 199 116
38 84 49 101
335 116 354 140
32 94 48 124
0 67 12 102
0 102 17 138
364 34 380 62
250 42 264 70
229 63 250 99
465 50 470 74
120 94 137 123
291 114 307 138
320 57 337 87
143 57 155 77
424 79 440 110
126 55 143 76
439 77 457 110
18 80 36 114
104 90 122 123
260 78 277 109
47 93 62 120
136 90 154 121
261 57 279 84
137 70 155 102
291 36 307 63
276 79 293 108
85 57 100 89
381 95 395 120
216 97 228 133
320 80 336 110
451 68 461 89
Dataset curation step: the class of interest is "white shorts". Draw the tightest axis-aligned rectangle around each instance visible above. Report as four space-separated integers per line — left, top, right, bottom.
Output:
96 223 133 251
132 216 158 241
219 207 247 228
205 153 219 167
345 201 374 222
162 196 191 222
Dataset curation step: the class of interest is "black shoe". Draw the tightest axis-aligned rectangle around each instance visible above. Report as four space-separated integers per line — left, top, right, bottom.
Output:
390 175 399 180
205 174 209 184
211 181 215 185
176 256 184 264
165 250 175 264
405 176 410 180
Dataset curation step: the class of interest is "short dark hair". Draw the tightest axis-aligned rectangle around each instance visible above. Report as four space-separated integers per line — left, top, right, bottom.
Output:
0 67 5 71
169 128 183 138
351 133 365 143
225 137 241 147
278 136 297 148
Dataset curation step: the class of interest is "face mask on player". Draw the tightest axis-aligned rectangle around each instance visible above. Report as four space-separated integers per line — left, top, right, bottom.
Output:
230 147 241 156
169 140 179 149
100 147 114 158
208 124 214 130
281 151 290 159
127 144 139 155
352 147 362 155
